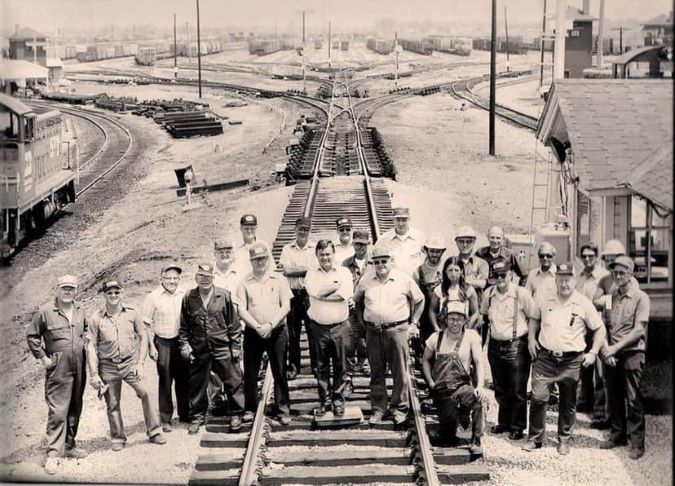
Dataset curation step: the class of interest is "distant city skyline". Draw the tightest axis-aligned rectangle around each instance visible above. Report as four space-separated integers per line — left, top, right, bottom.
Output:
1 0 671 39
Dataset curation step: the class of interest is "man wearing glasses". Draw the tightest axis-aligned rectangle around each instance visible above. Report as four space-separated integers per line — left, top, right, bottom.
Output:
87 280 166 451
524 263 605 455
353 244 425 425
27 275 89 475
480 259 539 441
142 263 189 432
179 264 245 434
525 242 558 306
334 216 355 264
599 256 650 460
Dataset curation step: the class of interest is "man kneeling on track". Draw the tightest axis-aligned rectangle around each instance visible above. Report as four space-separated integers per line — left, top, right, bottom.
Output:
421 301 488 455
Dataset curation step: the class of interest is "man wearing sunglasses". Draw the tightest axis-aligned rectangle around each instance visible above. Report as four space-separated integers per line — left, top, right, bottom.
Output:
87 280 166 451
525 242 558 306
179 264 245 434
524 263 605 455
599 256 650 460
353 244 425 426
27 275 89 475
334 216 355 264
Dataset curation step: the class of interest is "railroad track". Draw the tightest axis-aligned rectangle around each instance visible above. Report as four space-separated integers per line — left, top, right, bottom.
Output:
448 74 539 131
189 72 489 486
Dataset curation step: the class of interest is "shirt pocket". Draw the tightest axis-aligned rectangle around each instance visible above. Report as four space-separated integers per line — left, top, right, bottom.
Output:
45 320 70 341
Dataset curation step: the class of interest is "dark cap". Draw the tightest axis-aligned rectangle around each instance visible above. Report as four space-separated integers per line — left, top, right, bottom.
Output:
392 207 410 218
295 216 311 230
196 263 214 276
161 263 183 274
240 214 258 226
491 259 511 274
556 262 575 276
610 256 635 272
336 216 352 229
214 238 234 250
100 280 123 293
352 229 370 244
579 241 599 256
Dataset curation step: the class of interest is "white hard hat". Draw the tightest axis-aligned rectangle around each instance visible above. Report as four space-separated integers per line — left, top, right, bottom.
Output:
602 239 626 256
424 234 447 250
455 226 477 240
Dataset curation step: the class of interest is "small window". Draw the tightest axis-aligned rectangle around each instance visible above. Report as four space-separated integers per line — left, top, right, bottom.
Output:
629 195 672 285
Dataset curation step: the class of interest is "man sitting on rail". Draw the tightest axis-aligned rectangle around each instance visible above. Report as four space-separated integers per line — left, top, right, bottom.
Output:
421 301 487 455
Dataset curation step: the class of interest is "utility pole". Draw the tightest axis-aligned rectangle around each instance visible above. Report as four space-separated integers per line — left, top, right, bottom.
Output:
504 6 511 72
173 13 177 79
611 26 630 54
394 31 400 88
539 0 548 88
302 10 306 93
186 21 191 64
553 0 567 79
196 0 202 98
328 20 331 67
489 0 497 155
597 0 605 67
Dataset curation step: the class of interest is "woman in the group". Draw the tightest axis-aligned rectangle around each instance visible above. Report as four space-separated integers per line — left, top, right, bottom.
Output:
428 256 480 333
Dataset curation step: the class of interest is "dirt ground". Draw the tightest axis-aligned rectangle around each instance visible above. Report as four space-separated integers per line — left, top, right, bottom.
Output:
0 50 671 485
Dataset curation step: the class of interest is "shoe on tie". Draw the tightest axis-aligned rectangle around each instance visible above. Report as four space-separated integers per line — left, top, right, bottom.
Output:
64 447 88 459
333 404 345 417
469 438 483 456
230 415 243 432
149 434 167 445
369 410 384 425
599 438 627 449
111 442 125 452
590 418 611 430
187 423 201 435
242 411 255 423
509 430 525 441
313 405 327 418
629 448 645 460
286 365 298 380
522 441 542 452
44 456 59 475
162 422 173 433
490 424 510 434
392 411 408 426
557 440 570 455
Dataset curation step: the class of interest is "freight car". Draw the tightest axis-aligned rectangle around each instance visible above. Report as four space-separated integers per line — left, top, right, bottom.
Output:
135 46 157 66
472 36 527 54
366 38 394 55
426 35 472 56
0 94 78 258
248 39 288 56
399 38 433 56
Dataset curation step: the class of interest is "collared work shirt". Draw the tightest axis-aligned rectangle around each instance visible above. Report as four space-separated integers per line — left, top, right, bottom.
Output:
214 266 240 296
342 254 372 285
279 240 317 290
458 254 489 289
87 304 145 362
354 268 424 324
234 238 269 275
142 286 185 339
480 283 539 340
236 271 293 325
576 265 609 301
379 228 425 276
526 265 558 305
305 265 354 324
538 291 602 353
27 299 88 359
476 245 525 285
606 280 650 353
334 241 355 265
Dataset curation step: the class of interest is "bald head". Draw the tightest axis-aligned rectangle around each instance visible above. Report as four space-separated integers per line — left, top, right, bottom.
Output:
488 226 505 252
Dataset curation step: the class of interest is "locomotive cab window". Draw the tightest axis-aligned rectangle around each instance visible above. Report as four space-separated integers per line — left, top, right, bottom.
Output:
1 108 19 141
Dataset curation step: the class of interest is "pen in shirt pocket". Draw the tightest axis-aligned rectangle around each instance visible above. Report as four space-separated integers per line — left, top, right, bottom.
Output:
569 313 579 326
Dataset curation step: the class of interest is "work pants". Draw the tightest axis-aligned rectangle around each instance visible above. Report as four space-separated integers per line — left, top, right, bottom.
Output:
154 335 190 423
310 320 351 407
287 289 313 374
188 347 245 424
366 323 409 415
99 358 161 444
605 351 646 450
44 350 86 456
347 311 368 373
243 325 290 415
487 336 531 432
432 383 485 440
528 352 582 444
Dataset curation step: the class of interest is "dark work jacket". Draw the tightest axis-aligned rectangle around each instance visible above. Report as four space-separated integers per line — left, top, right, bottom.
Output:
179 286 241 355
476 245 525 286
342 255 373 286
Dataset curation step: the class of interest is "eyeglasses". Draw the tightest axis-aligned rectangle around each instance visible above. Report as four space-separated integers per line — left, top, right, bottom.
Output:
373 259 389 265
196 274 213 280
581 254 596 259
612 270 629 276
252 256 268 262
538 254 554 259
162 277 180 281
105 291 121 296
338 227 352 233
495 273 509 280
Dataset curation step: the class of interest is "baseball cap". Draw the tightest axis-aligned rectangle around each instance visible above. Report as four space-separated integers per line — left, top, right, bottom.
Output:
392 207 410 218
579 241 599 256
214 238 235 250
240 214 258 226
556 262 575 276
491 259 511 274
295 216 311 230
371 245 393 259
56 274 78 288
445 301 467 316
609 256 635 272
352 229 370 244
336 216 352 229
100 280 122 293
196 263 214 276
161 263 183 274
249 242 270 260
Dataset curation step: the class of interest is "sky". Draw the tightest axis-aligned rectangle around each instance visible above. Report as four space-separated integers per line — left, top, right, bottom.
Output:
1 0 671 37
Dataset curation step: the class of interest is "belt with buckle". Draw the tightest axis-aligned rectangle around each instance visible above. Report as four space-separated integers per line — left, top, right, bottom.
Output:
541 347 582 359
367 319 408 330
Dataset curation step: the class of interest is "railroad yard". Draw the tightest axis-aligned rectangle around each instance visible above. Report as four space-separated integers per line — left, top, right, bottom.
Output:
0 20 672 486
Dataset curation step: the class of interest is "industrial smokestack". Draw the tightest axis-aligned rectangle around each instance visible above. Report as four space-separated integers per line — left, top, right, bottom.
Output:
554 0 567 79
583 0 590 15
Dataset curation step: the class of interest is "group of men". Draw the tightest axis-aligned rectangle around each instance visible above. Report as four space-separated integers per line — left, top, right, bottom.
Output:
27 208 651 475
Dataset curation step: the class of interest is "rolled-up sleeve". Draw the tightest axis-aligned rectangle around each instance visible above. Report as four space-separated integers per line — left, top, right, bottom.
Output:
26 310 46 359
519 288 540 320
583 299 603 331
408 277 424 304
86 315 100 349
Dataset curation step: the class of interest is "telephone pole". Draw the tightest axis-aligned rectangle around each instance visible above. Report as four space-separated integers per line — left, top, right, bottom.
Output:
302 10 306 92
173 13 177 79
196 0 202 98
489 0 497 155
504 6 511 72
539 0 548 88
328 20 332 67
394 31 400 88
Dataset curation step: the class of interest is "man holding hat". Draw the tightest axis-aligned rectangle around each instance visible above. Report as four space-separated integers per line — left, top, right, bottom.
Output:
142 263 189 431
413 234 447 353
342 229 373 374
379 207 425 277
27 275 89 474
235 214 266 275
179 264 245 434
480 259 539 441
237 242 293 424
334 216 355 264
280 216 317 379
353 243 425 425
524 262 606 455
87 280 166 450
421 301 488 454
599 256 650 460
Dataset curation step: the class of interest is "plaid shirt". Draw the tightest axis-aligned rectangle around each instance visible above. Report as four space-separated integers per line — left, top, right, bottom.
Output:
142 286 185 339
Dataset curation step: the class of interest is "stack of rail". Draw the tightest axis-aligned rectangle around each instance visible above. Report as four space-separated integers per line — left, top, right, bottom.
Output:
160 111 224 138
359 127 396 178
286 128 325 179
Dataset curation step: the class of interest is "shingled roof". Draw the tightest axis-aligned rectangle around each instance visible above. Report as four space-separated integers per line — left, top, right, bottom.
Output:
625 144 673 211
537 79 672 204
